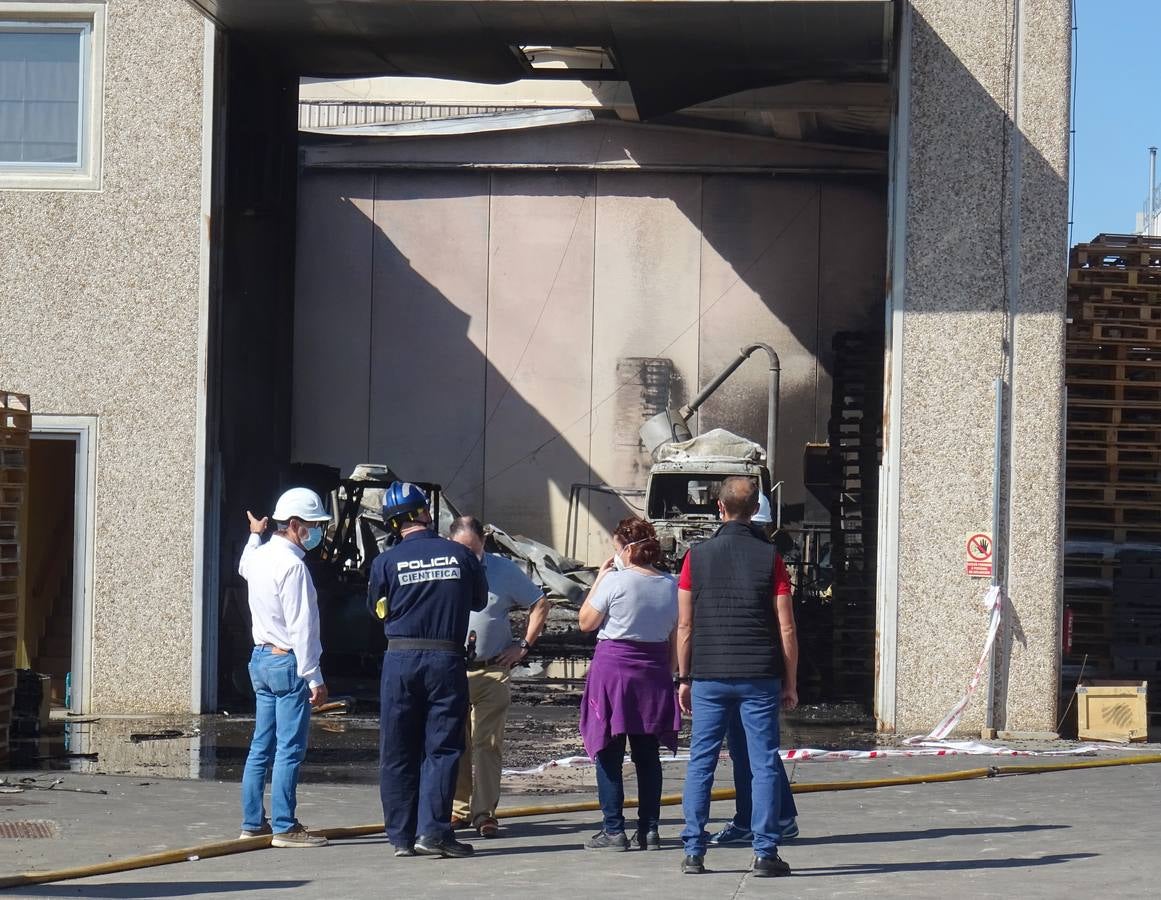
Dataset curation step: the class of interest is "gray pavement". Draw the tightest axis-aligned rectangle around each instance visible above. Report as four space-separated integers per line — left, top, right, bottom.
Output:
1 753 1159 898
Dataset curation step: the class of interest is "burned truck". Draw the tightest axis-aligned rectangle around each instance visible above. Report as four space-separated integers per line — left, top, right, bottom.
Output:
220 463 595 701
638 343 782 569
643 429 774 569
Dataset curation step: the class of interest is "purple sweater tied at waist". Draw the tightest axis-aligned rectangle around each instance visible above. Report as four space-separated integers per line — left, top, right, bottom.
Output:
579 638 681 759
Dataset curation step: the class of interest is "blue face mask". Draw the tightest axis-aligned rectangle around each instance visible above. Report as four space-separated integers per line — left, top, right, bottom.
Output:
303 525 324 551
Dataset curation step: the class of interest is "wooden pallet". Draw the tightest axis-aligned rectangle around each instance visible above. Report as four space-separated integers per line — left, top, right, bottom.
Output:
0 391 26 761
1066 404 1161 427
1069 285 1161 307
1067 482 1161 504
1068 444 1161 463
1066 500 1161 523
1066 522 1161 544
1067 421 1161 441
1070 301 1161 324
1069 359 1161 380
0 429 28 451
1070 266 1161 289
1071 234 1161 262
1068 320 1161 344
1068 357 1161 377
0 392 29 415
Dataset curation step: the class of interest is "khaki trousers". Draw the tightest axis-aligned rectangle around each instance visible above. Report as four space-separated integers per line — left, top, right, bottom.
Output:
452 665 511 825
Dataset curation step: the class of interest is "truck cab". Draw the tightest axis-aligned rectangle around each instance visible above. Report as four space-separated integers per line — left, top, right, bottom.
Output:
644 453 772 569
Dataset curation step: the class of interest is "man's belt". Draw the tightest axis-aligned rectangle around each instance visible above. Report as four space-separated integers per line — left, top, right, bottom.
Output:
386 638 460 652
467 657 503 671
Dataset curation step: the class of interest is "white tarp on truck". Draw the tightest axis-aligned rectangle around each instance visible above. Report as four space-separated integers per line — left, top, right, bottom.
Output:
653 428 764 464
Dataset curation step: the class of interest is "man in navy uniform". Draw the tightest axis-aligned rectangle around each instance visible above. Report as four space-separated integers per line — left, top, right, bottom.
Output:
368 482 487 859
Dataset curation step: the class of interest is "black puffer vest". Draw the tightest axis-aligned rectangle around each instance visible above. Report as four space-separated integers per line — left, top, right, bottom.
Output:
689 520 783 680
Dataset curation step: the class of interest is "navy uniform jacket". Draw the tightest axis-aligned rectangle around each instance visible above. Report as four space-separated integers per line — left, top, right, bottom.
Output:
367 529 488 644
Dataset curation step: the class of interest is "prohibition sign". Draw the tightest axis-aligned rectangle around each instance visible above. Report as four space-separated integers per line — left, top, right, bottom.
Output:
966 533 992 562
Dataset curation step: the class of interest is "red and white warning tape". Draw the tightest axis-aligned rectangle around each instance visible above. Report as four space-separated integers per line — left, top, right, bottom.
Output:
501 741 1112 777
502 586 1107 778
903 585 1004 745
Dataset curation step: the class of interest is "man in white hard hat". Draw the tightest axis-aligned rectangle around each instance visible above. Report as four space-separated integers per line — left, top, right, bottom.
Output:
237 487 331 848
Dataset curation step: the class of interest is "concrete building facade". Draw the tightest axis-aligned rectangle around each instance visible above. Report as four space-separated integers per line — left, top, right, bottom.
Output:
0 0 1071 736
887 0 1070 735
1 0 211 713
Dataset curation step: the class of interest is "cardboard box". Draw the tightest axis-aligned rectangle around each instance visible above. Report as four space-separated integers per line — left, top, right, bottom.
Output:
1076 680 1148 742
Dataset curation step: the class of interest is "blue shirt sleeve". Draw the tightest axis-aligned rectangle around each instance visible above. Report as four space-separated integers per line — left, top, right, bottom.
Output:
513 569 544 608
492 556 544 608
465 552 488 612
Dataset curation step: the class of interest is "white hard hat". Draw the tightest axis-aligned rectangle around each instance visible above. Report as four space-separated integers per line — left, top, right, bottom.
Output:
272 487 330 522
753 492 773 524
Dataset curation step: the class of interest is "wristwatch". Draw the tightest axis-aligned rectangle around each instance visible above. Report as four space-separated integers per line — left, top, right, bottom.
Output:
518 638 530 653
674 675 692 685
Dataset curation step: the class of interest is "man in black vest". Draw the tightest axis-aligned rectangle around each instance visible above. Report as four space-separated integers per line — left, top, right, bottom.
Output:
675 475 799 877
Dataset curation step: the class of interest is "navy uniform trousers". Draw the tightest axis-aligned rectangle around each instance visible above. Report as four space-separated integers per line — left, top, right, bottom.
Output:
379 648 469 847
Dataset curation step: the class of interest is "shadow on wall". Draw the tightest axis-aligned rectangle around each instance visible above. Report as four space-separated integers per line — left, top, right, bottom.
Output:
292 169 888 557
292 172 625 557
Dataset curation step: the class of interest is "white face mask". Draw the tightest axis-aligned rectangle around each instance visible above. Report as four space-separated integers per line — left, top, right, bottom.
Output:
613 539 643 570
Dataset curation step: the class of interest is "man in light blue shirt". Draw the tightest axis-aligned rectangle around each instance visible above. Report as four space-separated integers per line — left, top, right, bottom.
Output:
449 516 549 837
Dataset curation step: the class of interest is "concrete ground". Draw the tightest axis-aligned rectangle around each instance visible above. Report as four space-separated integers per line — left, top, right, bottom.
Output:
1 752 1158 899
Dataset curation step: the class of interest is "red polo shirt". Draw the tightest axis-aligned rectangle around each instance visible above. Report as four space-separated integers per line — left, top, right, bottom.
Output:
678 548 793 597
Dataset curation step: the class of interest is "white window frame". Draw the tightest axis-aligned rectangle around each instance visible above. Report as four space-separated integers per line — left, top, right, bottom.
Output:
0 1 105 191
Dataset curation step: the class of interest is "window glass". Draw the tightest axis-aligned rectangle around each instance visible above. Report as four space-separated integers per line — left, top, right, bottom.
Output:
0 28 84 166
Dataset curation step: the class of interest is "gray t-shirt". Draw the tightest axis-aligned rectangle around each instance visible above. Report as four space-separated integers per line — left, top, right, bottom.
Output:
466 553 544 660
587 569 677 643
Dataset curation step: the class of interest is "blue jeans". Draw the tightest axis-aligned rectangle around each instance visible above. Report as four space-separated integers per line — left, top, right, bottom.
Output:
726 710 798 829
681 678 782 858
241 647 311 834
593 733 662 835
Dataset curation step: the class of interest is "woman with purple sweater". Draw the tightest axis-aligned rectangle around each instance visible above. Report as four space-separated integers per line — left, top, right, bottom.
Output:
578 516 681 852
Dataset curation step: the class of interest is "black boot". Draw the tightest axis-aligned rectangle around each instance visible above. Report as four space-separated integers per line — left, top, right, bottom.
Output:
752 853 791 877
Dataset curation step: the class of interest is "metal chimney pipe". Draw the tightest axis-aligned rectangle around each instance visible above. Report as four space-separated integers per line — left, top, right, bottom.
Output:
677 343 780 489
1149 147 1157 237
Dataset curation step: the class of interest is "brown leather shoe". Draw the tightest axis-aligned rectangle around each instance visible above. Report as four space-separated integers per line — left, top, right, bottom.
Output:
450 817 470 830
477 817 500 838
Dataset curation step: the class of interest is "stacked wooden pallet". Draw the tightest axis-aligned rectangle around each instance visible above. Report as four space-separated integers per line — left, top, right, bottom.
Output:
0 391 30 759
827 332 883 702
1065 234 1161 710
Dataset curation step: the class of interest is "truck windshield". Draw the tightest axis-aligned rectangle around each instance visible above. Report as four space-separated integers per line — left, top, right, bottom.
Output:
647 473 727 519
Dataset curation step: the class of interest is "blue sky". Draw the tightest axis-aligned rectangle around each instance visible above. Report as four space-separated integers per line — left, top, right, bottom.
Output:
1070 0 1161 244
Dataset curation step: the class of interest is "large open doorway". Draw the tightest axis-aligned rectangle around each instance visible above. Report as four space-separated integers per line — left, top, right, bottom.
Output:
285 131 886 710
201 1 895 718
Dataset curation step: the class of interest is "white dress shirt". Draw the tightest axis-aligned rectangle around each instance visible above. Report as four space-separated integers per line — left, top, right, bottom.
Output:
239 533 324 688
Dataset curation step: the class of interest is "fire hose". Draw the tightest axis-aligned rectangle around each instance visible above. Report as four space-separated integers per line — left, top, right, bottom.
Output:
2 753 1160 890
